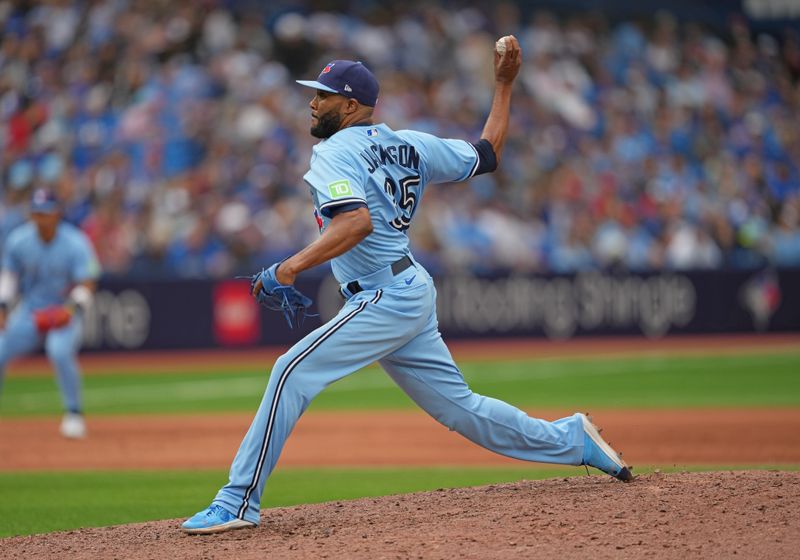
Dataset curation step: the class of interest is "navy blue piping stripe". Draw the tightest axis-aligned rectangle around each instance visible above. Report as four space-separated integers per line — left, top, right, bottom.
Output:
466 141 480 178
236 291 382 519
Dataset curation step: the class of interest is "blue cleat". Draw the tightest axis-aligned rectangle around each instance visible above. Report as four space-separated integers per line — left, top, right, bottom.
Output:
181 504 256 534
579 413 634 482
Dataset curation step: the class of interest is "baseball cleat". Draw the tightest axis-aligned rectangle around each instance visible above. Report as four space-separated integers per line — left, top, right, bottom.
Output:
181 504 256 534
579 413 634 482
60 413 87 439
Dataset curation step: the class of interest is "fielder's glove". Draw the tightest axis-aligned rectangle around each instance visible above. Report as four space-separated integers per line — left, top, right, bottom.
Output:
33 305 73 333
251 262 315 328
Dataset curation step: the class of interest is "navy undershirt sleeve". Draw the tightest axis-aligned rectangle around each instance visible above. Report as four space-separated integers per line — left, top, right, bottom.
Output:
327 201 368 218
470 139 498 176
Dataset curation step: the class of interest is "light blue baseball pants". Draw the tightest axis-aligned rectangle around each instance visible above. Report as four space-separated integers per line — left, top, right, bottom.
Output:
213 265 585 524
0 305 84 414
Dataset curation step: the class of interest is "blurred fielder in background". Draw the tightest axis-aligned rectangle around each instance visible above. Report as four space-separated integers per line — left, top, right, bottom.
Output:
183 35 632 535
0 188 101 439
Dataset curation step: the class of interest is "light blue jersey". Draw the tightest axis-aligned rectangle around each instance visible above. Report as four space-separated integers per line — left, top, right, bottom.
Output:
303 123 479 282
0 220 100 417
2 222 100 310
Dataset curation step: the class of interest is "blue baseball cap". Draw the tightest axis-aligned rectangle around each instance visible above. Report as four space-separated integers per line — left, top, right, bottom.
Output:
30 187 61 214
296 60 379 107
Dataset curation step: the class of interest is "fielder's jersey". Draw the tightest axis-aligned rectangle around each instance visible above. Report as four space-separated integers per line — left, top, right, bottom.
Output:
1 222 101 310
303 123 480 282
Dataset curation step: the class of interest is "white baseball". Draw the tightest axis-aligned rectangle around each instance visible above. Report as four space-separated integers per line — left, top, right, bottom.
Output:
495 37 508 55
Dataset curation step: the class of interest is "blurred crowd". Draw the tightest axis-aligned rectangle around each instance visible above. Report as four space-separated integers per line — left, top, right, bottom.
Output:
1 0 799 278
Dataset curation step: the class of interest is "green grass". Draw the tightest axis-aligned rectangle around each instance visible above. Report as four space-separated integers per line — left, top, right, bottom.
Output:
2 351 799 417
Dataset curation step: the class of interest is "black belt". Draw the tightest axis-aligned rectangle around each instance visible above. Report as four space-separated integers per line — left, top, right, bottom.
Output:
345 256 414 295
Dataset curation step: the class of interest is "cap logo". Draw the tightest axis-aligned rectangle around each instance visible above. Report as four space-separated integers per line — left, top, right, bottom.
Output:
34 190 48 203
343 84 352 92
321 63 335 75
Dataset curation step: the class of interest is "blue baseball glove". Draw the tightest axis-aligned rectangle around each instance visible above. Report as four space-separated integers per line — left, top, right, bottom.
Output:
250 262 314 328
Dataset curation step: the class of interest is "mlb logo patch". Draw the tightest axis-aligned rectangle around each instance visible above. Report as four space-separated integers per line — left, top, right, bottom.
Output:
366 128 379 137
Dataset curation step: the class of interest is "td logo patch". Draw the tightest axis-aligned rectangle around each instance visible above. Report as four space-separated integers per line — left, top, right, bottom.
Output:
328 179 353 198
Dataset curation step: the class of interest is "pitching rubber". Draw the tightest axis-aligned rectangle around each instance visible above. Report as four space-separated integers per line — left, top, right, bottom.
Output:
182 518 255 535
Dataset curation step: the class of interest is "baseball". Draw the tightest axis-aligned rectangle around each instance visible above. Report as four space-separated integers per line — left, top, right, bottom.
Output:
495 37 509 55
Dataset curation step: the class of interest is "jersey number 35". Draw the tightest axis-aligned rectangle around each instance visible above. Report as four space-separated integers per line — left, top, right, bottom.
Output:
384 174 421 232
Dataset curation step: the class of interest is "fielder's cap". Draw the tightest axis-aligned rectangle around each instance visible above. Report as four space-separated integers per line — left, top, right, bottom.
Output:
297 60 379 107
30 187 61 214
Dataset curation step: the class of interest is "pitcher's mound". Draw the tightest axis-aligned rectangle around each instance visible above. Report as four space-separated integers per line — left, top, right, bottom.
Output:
2 471 798 559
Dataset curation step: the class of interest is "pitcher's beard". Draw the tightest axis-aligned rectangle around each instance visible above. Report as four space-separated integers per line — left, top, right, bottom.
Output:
311 111 342 139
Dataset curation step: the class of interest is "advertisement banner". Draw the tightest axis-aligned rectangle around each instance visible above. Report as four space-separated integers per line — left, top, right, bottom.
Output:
83 268 799 352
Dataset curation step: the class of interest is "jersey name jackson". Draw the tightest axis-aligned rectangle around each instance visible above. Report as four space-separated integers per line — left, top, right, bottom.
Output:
359 143 420 174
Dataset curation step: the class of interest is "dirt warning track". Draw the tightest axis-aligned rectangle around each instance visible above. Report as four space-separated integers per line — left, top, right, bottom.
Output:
6 333 800 377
